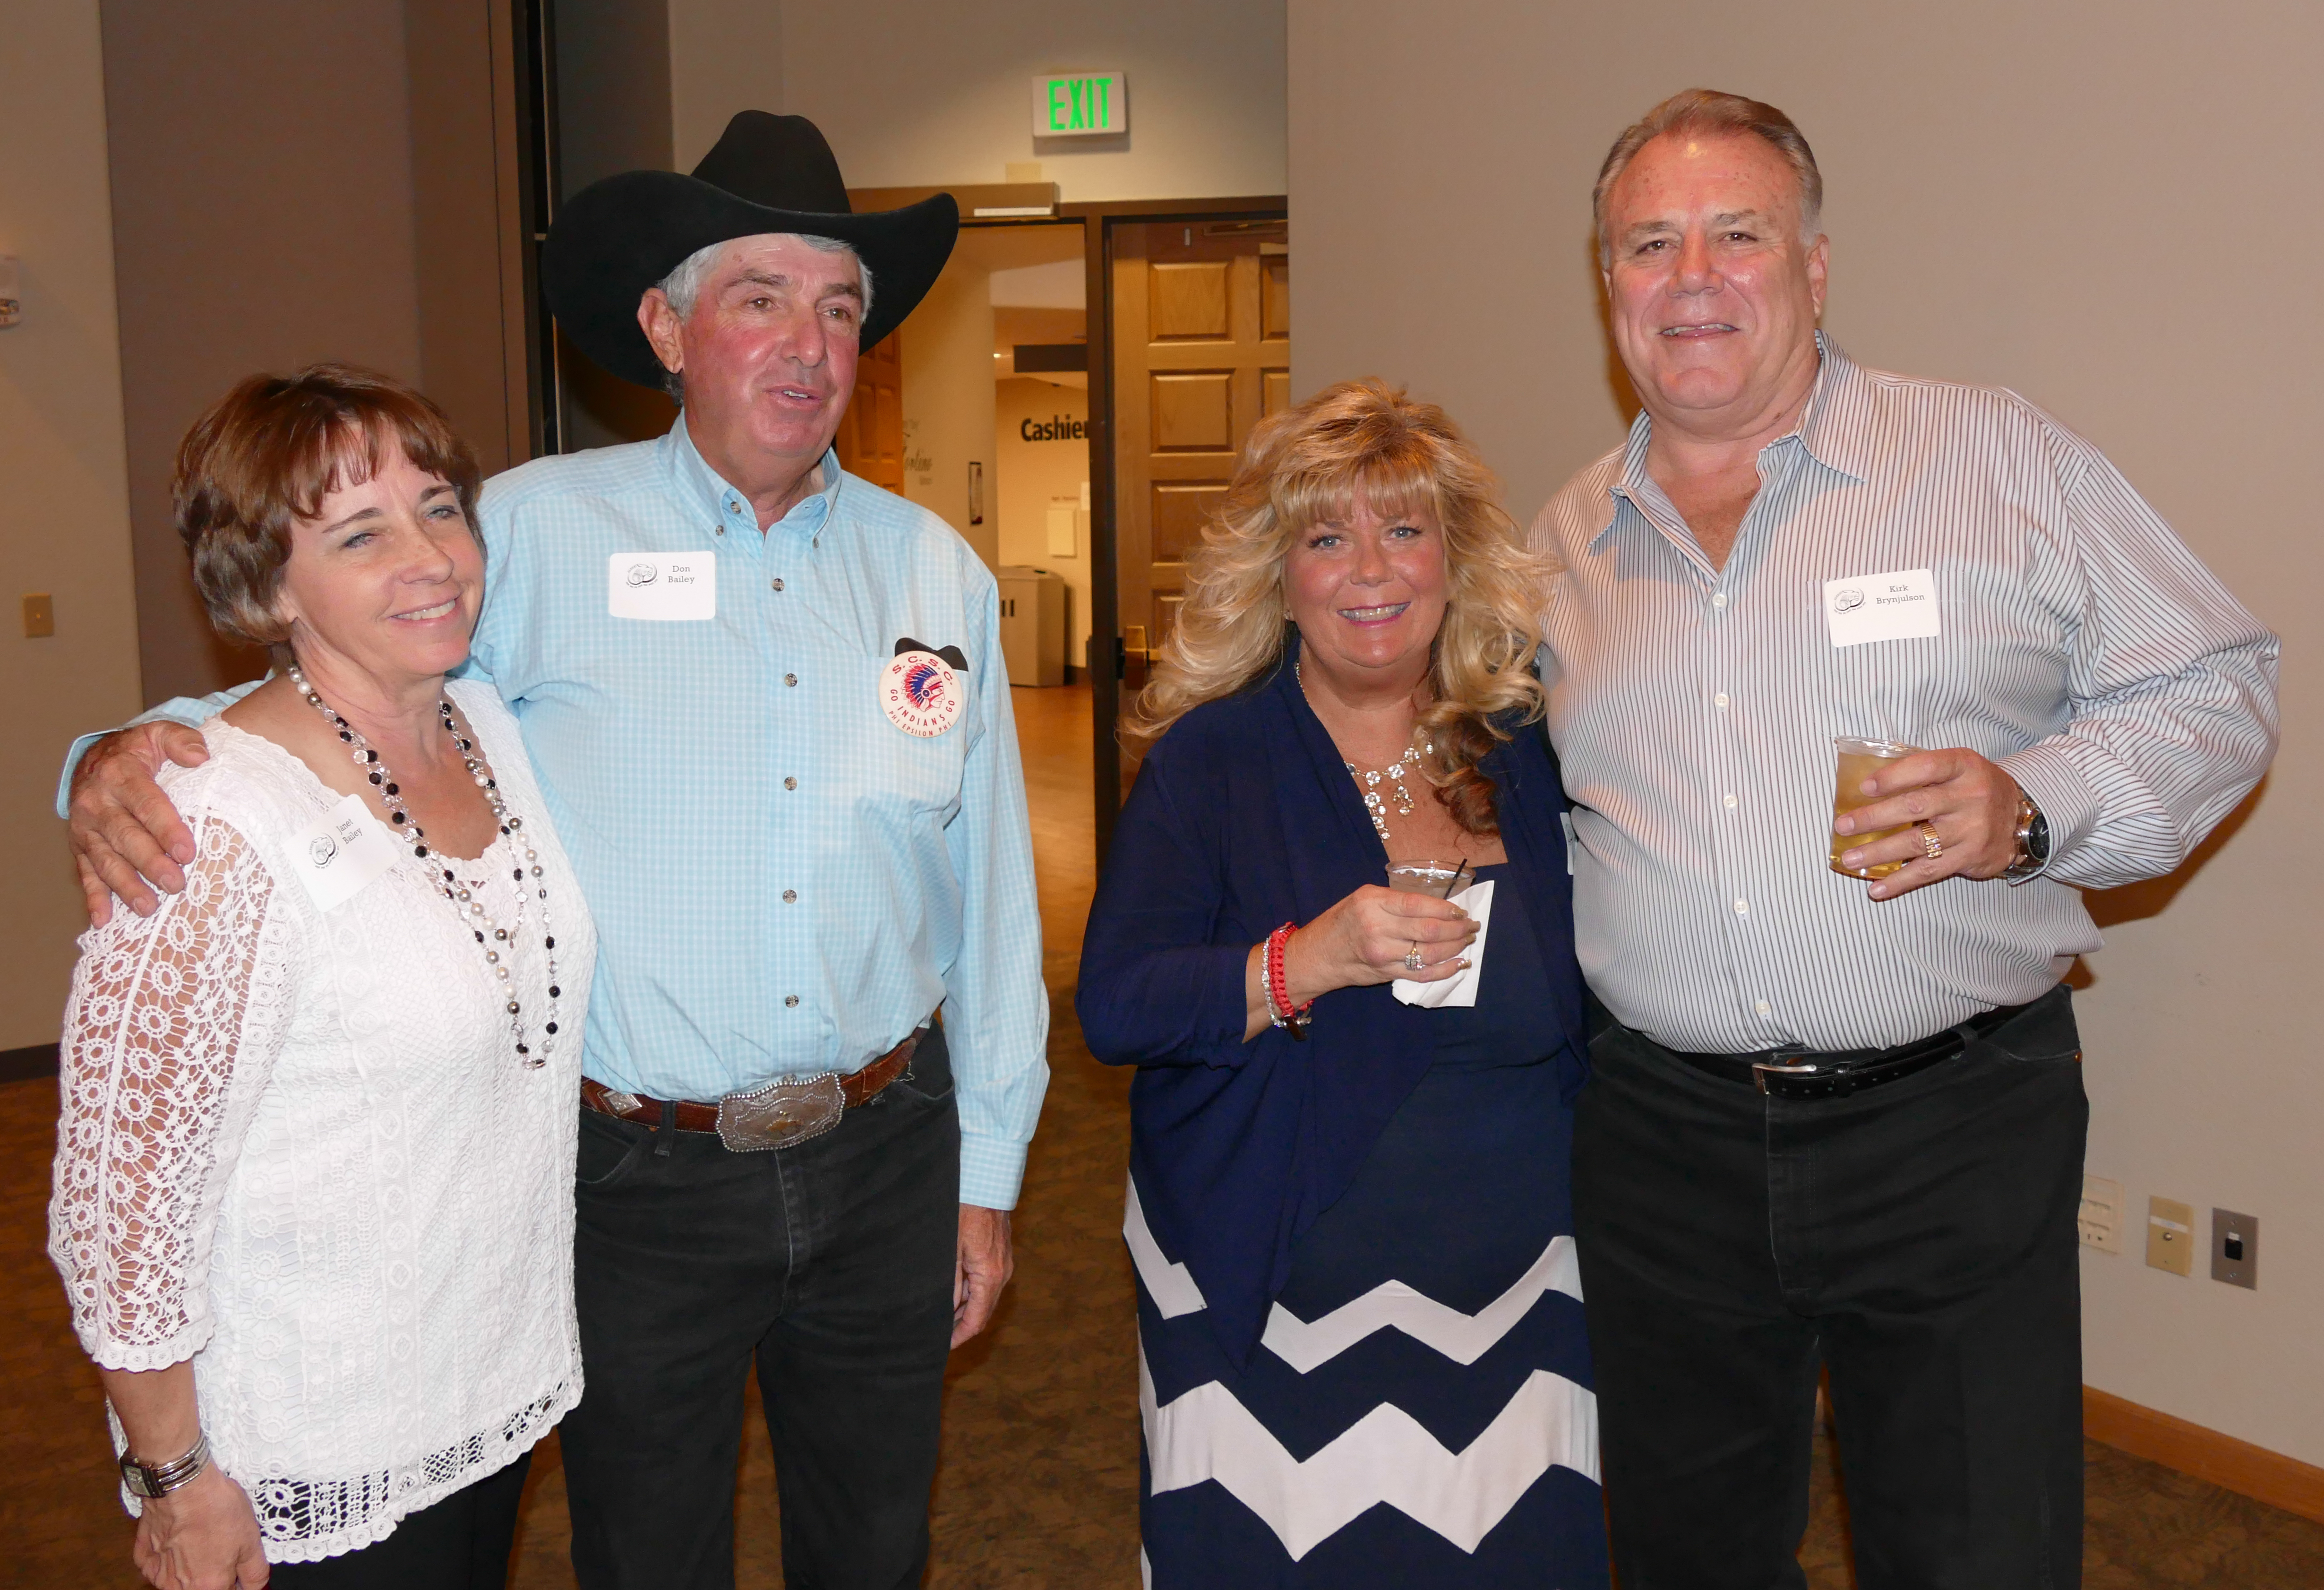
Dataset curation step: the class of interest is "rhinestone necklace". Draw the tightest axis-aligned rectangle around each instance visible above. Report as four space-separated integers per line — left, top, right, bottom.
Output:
288 664 561 1068
1296 659 1433 841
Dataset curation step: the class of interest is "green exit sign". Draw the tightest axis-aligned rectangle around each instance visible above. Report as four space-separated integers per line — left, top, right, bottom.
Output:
1032 71 1126 138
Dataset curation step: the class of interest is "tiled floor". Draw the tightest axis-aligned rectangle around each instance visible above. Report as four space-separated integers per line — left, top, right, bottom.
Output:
9 682 2321 1587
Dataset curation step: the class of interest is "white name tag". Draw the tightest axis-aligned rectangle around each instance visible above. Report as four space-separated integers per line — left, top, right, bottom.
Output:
608 551 716 620
288 794 402 913
1825 567 1940 647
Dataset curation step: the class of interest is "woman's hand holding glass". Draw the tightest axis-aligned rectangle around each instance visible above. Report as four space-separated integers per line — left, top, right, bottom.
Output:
1243 885 1475 1038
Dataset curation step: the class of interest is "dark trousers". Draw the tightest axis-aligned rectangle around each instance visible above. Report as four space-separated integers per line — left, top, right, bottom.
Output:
559 1029 962 1590
1572 984 2088 1590
268 1450 531 1588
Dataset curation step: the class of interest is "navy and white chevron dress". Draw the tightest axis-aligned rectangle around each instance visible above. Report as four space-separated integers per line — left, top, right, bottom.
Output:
1130 863 1608 1586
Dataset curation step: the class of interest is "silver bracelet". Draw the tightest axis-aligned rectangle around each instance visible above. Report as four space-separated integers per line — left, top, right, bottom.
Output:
121 1432 209 1498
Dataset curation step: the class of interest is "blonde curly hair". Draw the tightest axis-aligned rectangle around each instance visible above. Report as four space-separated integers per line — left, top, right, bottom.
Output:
1125 378 1552 835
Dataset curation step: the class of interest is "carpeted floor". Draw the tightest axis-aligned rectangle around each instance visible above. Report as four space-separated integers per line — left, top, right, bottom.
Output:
7 682 2322 1587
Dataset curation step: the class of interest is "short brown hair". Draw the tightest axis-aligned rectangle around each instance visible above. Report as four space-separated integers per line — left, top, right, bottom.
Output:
1593 89 1823 267
173 364 482 647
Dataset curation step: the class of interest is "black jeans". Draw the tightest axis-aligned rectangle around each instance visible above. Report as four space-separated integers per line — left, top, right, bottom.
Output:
1572 984 2088 1590
559 1028 961 1590
267 1450 531 1588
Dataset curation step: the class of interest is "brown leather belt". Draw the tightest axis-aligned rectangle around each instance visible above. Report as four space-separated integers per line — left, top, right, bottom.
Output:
581 1028 922 1135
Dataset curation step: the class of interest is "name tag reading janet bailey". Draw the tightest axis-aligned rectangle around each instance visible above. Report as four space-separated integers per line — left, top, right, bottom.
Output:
289 793 403 913
608 551 717 620
1824 567 1940 647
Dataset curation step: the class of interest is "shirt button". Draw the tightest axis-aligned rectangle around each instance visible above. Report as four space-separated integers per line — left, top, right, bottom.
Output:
1724 793 1738 809
783 995 799 1008
781 889 797 903
1714 692 1731 710
1712 592 1728 609
783 776 798 791
1733 898 1749 916
714 524 725 536
783 673 798 687
1756 999 1773 1017
771 578 785 592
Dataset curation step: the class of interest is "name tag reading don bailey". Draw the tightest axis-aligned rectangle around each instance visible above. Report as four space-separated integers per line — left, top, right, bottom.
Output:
288 793 402 913
1824 567 1940 647
608 551 716 620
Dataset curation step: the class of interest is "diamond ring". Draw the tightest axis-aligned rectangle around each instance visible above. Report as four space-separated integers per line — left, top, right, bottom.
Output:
1403 943 1424 972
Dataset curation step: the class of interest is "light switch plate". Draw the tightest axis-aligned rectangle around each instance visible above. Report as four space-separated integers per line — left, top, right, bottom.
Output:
2078 1175 2125 1254
22 593 54 637
2146 1196 2194 1276
2211 1208 2258 1290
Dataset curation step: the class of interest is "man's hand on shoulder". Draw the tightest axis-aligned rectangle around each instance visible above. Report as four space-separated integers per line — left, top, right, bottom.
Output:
952 1204 1014 1349
68 724 209 925
1833 747 2023 901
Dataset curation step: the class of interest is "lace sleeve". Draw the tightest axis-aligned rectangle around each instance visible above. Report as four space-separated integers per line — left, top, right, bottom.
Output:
47 807 292 1372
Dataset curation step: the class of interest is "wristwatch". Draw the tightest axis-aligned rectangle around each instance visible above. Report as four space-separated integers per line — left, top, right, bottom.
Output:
2003 790 2050 882
121 1432 210 1498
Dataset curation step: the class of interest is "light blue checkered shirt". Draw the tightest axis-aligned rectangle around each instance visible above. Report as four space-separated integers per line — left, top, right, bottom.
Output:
69 420 1050 1208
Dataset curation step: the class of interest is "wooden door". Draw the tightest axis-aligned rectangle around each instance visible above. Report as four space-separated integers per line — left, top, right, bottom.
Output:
836 330 904 488
1110 220 1289 781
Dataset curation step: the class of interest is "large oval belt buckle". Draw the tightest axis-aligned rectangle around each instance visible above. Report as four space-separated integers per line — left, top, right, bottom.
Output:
716 1073 846 1152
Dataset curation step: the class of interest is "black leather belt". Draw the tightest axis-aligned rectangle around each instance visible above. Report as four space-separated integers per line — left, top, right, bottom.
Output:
1665 1001 2030 1100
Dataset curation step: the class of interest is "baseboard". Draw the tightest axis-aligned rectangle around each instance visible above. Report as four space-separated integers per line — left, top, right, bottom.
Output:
0 1042 60 1083
2085 1385 2324 1524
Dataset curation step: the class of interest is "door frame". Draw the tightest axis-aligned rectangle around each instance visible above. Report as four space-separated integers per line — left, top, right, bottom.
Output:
1062 195 1289 866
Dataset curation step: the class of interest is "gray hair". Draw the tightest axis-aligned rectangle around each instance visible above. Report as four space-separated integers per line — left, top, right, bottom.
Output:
1592 89 1823 269
652 234 875 400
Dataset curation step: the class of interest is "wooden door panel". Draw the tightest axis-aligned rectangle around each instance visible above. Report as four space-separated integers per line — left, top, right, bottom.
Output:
836 333 904 489
1151 372 1235 452
1112 218 1286 793
1261 257 1291 342
1152 482 1228 560
1149 260 1232 340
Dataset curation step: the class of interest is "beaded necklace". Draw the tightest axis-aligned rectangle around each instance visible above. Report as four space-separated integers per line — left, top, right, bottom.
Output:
288 664 560 1069
1295 659 1432 841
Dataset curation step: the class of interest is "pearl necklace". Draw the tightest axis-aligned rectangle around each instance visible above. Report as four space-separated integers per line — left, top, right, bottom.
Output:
1295 659 1433 840
289 665 560 1069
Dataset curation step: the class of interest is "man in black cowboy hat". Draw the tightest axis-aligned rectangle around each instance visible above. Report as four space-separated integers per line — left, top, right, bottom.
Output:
62 113 1050 1590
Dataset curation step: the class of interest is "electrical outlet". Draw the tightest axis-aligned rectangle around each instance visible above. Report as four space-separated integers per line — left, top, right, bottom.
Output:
2079 1175 2125 1254
2146 1196 2194 1276
2211 1209 2258 1290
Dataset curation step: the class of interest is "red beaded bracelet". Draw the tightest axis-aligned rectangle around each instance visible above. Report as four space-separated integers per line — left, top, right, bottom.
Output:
1264 922 1312 1038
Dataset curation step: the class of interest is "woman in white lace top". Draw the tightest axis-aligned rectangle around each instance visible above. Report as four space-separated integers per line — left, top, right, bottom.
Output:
49 366 594 1589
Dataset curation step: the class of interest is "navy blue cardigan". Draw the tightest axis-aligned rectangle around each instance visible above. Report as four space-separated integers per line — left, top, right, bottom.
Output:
1077 641 1586 1366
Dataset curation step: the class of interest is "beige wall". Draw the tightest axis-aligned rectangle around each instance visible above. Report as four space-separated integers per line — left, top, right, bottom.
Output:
0 1 142 1048
667 0 1285 200
899 262 999 569
101 0 424 703
995 378 1091 669
1290 0 2322 1464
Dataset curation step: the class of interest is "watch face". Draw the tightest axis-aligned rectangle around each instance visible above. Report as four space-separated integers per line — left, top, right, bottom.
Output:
2028 810 2051 862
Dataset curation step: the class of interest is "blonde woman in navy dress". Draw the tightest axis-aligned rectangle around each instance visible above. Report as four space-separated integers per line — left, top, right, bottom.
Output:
1079 380 1607 1586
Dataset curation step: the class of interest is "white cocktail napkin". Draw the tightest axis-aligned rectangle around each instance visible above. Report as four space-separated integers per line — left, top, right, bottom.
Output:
1391 879 1493 1008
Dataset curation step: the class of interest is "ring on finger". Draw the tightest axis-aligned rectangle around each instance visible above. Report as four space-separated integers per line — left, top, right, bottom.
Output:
1403 942 1424 972
1917 822 1943 861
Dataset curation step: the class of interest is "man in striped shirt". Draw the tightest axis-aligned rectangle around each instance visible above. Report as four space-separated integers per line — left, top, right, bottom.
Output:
1535 91 2277 1589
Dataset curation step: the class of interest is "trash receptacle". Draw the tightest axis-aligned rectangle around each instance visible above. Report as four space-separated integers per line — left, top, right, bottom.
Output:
996 566 1067 687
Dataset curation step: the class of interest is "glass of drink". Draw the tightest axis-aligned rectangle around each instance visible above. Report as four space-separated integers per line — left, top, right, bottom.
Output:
1830 737 1920 879
1386 859 1475 896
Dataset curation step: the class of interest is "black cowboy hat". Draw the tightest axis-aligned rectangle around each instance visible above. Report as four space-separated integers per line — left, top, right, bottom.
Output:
541 112 957 388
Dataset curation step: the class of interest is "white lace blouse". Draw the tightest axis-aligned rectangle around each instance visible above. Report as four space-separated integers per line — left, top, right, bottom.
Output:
48 680 595 1564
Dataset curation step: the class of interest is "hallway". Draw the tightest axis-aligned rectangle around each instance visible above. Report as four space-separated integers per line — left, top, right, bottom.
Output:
4 683 2321 1586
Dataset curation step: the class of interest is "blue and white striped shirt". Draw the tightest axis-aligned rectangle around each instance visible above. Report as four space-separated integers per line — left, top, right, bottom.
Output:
72 420 1050 1207
1533 339 2279 1055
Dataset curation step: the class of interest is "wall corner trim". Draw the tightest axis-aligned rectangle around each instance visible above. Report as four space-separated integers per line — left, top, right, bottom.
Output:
2084 1386 2324 1525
